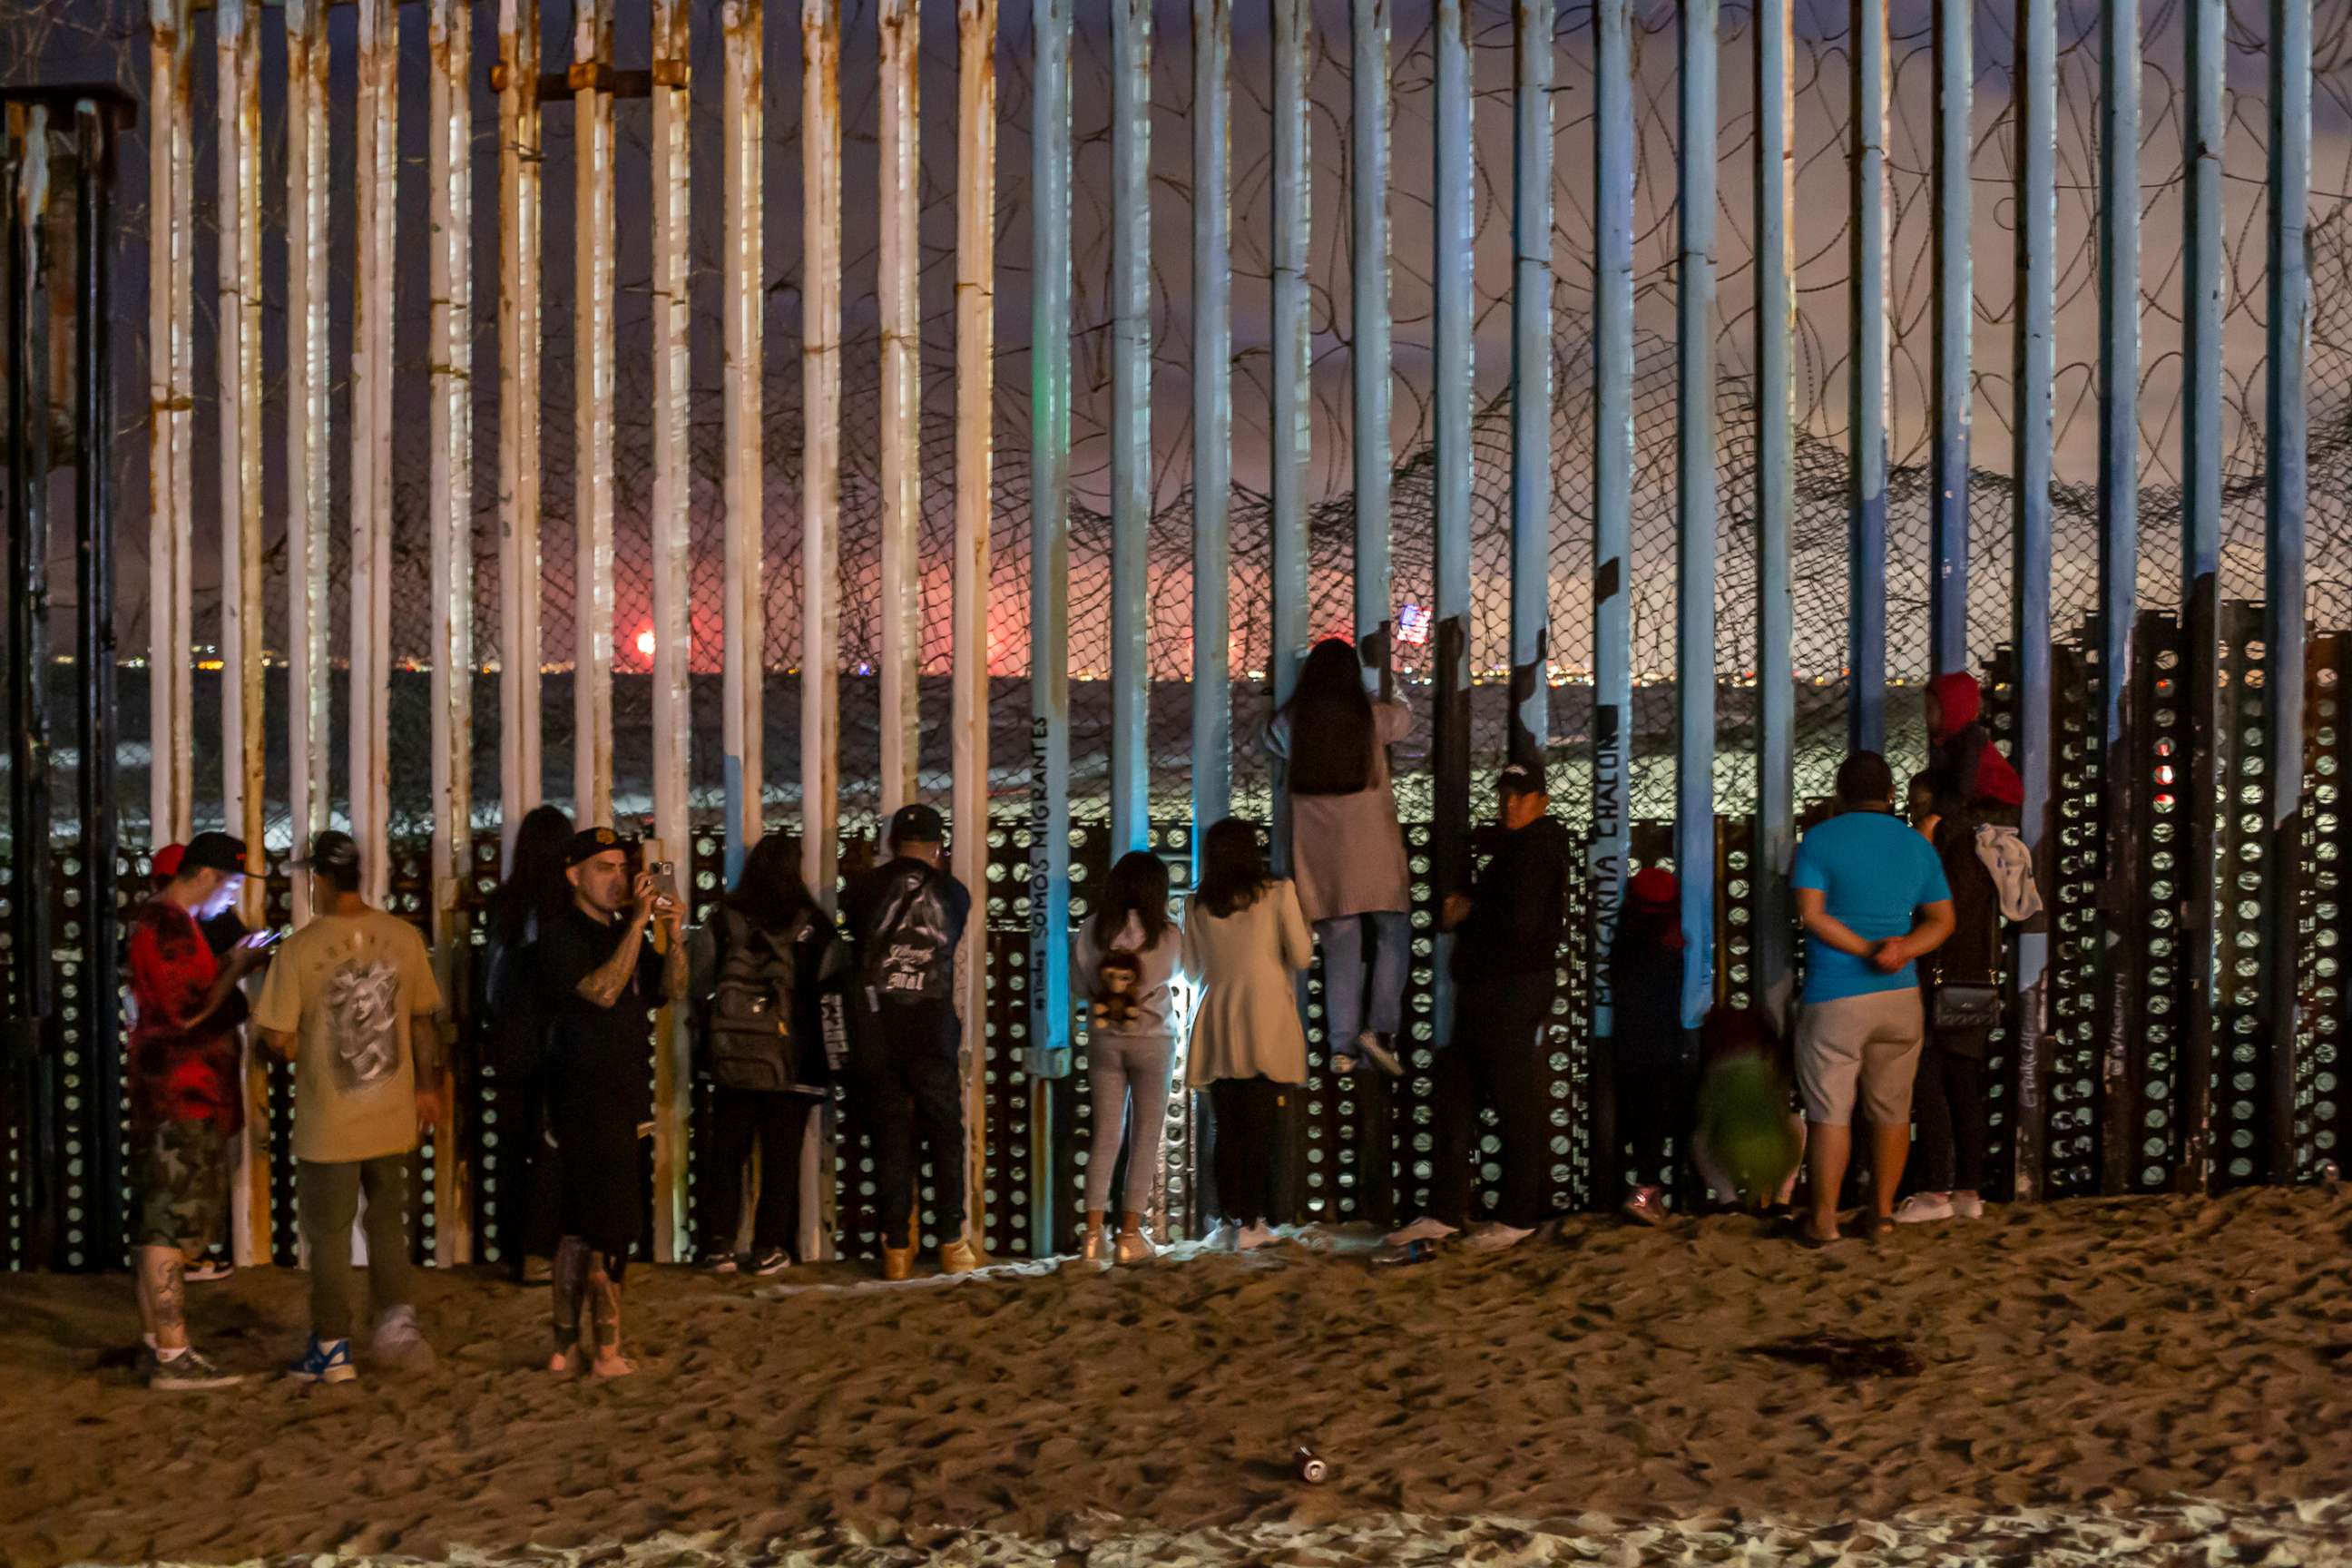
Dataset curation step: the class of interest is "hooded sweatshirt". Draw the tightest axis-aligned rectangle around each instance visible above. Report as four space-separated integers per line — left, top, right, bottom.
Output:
1450 812 1575 1014
1927 671 2025 812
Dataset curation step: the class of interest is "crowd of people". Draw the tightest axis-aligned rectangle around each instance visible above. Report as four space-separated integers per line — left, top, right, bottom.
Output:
117 636 2029 1393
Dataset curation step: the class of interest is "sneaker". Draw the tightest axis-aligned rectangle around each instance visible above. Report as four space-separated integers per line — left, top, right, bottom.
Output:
1080 1227 1111 1265
185 1259 234 1283
746 1246 792 1278
145 1346 244 1392
1235 1220 1278 1251
1950 1191 1984 1220
1113 1230 1156 1266
1620 1187 1671 1228
880 1246 914 1282
1459 1221 1535 1253
937 1238 981 1276
1384 1215 1460 1248
1202 1220 1241 1252
371 1307 435 1372
1356 1032 1404 1078
1894 1192 1955 1225
701 1251 741 1276
286 1335 358 1386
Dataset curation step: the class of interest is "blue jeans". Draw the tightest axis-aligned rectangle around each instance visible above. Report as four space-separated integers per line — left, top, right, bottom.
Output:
1316 911 1411 1051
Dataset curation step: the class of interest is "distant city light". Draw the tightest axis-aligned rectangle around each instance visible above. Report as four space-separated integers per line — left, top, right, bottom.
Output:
636 628 657 659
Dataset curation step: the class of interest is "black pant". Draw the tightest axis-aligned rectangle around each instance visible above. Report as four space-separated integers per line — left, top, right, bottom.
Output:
1208 1075 1285 1226
1613 1030 1699 1191
703 1089 815 1259
512 1071 564 1263
848 1001 965 1250
1912 1041 1987 1193
1430 999 1549 1230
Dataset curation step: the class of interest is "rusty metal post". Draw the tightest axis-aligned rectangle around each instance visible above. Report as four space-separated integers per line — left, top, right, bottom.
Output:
877 0 921 818
147 0 193 845
953 0 997 1249
720 1 765 885
351 0 398 898
426 0 476 1265
288 0 332 918
498 0 544 859
797 0 835 909
573 0 617 827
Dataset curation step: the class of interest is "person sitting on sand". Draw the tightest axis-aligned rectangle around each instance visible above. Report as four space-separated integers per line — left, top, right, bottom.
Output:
841 803 978 1281
1073 849 1184 1266
1181 818 1314 1251
1389 761 1573 1253
252 831 446 1386
1612 865 1696 1227
534 828 688 1377
1791 752 1954 1246
1691 1005 1805 1210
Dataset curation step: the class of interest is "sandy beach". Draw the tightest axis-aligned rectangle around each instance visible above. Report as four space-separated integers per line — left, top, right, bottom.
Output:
3 1185 2347 1567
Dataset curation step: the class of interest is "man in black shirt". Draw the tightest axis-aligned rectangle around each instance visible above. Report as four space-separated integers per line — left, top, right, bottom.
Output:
534 827 686 1377
840 803 975 1280
1389 761 1573 1253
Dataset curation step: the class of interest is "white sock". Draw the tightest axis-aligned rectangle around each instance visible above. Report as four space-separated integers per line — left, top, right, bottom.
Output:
154 1343 189 1363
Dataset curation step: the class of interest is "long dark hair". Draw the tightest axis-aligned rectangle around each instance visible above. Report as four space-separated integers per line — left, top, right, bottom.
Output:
1091 849 1172 950
1283 638 1374 797
492 804 574 946
726 833 818 935
1192 818 1273 919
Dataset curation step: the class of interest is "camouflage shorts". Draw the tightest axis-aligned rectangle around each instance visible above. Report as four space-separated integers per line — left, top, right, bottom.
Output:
136 1120 230 1252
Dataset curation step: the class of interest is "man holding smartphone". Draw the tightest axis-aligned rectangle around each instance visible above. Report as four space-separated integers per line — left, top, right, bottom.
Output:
532 827 687 1376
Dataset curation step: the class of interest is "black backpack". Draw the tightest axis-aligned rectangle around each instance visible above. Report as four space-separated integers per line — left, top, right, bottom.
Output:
860 867 956 1007
701 907 814 1093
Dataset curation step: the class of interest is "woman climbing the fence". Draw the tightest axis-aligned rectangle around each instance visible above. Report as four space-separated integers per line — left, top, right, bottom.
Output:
1267 638 1413 1080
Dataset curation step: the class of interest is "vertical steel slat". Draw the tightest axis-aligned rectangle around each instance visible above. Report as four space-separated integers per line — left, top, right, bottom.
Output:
217 0 263 926
1591 0 1632 1045
952 0 997 1246
1675 0 1718 1029
1753 0 1796 1030
1271 0 1311 861
649 0 692 1263
352 0 397 897
1026 0 1075 1248
7 106 54 1106
1352 0 1390 694
427 0 477 1265
2178 0 2225 1191
1110 0 1152 856
2263 0 2312 1181
877 0 921 819
2009 0 2057 1201
573 0 616 827
497 0 544 861
799 0 835 900
1431 0 1472 1028
147 0 193 845
720 0 765 883
1847 0 1888 752
1191 0 1231 865
1508 0 1551 769
2094 0 2141 1195
1929 0 1970 676
289 0 332 915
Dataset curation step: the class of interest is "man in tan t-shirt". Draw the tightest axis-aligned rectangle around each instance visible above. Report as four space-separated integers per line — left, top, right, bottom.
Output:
252 831 445 1386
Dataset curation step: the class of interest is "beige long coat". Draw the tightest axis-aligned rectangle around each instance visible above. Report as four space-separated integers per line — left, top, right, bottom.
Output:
1179 879 1314 1088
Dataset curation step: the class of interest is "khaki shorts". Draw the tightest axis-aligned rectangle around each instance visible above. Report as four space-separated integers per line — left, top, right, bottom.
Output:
1796 988 1926 1128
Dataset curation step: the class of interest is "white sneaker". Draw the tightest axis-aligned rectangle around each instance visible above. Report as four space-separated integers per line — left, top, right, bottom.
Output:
1950 1191 1984 1220
1894 1192 1955 1225
1384 1215 1460 1248
1459 1221 1534 1253
1355 1032 1404 1077
1235 1221 1278 1251
1113 1230 1156 1266
1202 1221 1242 1252
371 1306 436 1371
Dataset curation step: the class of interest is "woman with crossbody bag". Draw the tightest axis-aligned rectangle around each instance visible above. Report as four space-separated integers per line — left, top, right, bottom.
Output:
689 837 844 1273
1898 806 2003 1225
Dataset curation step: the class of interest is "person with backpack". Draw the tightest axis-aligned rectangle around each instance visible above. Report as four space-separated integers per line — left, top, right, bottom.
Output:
479 804 574 1281
1073 850 1183 1266
1180 819 1314 1250
690 836 845 1274
1267 638 1413 1079
841 803 976 1280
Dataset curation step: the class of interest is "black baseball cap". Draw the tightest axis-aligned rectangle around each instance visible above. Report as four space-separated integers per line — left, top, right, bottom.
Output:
178 832 250 877
887 802 946 846
1496 761 1549 798
564 826 631 867
288 829 360 878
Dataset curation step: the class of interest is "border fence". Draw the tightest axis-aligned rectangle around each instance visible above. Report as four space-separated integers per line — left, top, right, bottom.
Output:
1 0 2348 1271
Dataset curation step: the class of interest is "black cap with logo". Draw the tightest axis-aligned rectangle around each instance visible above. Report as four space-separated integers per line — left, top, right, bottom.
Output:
178 832 250 877
1495 761 1548 798
887 802 946 846
563 826 631 868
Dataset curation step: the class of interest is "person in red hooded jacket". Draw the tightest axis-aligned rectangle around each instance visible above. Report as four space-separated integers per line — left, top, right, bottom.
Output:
1612 865 1693 1226
1924 671 2024 819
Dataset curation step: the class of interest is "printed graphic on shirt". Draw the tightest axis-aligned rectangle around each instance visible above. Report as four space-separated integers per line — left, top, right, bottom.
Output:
327 958 403 1091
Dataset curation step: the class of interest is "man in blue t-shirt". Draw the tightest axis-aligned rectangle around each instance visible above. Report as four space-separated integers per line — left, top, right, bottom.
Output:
1790 751 1955 1245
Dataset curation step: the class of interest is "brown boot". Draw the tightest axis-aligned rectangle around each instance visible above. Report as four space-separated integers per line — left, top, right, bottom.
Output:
938 1237 980 1276
880 1245 914 1282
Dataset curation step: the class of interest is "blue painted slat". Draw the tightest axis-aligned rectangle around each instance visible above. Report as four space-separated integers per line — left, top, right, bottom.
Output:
1352 0 1391 697
1027 0 1073 1081
1509 0 1552 769
1592 0 1633 1044
1753 0 1795 1029
1930 0 1970 676
1675 0 1718 1030
1110 0 1152 857
1191 0 1231 869
1432 0 1473 1034
1270 0 1310 869
1849 0 1888 752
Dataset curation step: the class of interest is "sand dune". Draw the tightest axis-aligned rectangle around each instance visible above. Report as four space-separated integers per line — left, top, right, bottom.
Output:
2 1186 2347 1567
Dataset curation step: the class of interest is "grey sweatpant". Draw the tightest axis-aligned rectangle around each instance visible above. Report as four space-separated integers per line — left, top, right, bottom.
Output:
1085 1033 1175 1215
